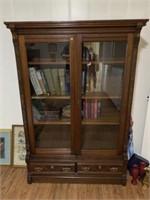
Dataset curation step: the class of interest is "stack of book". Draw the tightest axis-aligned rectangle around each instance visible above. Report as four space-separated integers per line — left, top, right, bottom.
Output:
40 110 60 120
32 105 61 121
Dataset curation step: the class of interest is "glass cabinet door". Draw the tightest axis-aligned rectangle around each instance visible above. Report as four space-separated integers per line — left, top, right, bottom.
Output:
81 41 126 154
24 38 73 153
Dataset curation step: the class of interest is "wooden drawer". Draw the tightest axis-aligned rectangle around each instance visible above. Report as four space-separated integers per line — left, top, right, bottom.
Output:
29 163 75 173
77 164 123 174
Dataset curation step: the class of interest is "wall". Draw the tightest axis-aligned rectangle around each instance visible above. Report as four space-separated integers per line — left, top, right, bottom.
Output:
1 0 150 158
141 95 150 161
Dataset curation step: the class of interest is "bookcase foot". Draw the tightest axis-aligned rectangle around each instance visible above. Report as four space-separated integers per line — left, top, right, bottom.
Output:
27 174 32 184
121 175 127 186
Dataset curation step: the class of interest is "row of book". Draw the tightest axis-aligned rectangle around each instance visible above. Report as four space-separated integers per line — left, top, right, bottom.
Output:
29 67 70 96
29 65 102 96
83 99 102 119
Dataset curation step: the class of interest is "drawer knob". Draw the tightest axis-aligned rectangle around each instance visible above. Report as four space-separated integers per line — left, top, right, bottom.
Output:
34 167 43 172
62 167 71 172
110 167 118 172
98 165 102 170
81 166 90 171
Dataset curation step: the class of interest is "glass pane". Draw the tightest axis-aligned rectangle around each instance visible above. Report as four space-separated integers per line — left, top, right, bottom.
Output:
32 99 71 121
26 42 69 62
81 41 126 151
26 42 70 96
26 41 71 150
81 125 119 150
34 125 71 148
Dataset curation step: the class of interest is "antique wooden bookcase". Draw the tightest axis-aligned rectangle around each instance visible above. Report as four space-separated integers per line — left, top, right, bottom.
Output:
5 19 148 184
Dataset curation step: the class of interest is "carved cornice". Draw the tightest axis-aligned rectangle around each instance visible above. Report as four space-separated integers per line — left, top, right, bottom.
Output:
4 19 149 36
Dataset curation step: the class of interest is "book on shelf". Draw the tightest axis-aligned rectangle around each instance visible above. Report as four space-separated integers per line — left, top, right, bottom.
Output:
82 70 86 94
36 70 47 95
83 99 101 119
29 67 43 95
51 68 61 95
39 70 50 95
65 69 70 95
58 68 66 95
43 68 56 95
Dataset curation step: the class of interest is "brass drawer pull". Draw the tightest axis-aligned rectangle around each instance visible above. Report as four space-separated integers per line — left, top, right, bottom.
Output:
81 166 90 171
62 167 71 172
98 165 102 170
34 167 43 172
110 167 118 172
50 165 54 169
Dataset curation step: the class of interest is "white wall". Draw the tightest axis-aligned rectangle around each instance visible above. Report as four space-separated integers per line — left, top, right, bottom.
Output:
141 95 150 161
1 0 150 159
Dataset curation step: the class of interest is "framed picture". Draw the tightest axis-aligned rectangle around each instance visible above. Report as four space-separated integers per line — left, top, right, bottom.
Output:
48 43 57 52
12 125 26 167
0 129 11 165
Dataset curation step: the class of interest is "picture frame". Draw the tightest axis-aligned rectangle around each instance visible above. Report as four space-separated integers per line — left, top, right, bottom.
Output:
48 43 57 52
12 125 26 167
48 43 57 61
0 129 11 165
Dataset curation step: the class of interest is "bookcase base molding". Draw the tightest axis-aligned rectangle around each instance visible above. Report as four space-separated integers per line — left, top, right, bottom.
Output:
27 156 127 185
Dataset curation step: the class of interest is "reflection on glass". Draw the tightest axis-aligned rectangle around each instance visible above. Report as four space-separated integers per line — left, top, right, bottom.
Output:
81 41 126 151
35 125 71 148
32 99 71 122
26 42 70 96
26 42 71 150
82 125 119 150
26 42 69 62
32 99 71 149
82 41 126 115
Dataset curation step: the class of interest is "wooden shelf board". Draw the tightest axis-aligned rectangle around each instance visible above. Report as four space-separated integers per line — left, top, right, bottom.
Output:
28 60 69 65
82 92 121 99
31 95 70 100
34 119 71 125
82 60 124 65
82 113 119 125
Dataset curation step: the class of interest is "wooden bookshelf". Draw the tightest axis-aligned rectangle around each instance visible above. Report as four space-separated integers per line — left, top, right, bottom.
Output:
5 19 148 185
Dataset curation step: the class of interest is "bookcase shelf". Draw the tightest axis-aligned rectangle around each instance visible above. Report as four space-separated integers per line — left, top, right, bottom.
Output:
28 60 69 65
82 60 125 65
31 95 70 100
82 92 121 99
5 19 148 185
34 119 71 125
82 111 119 125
